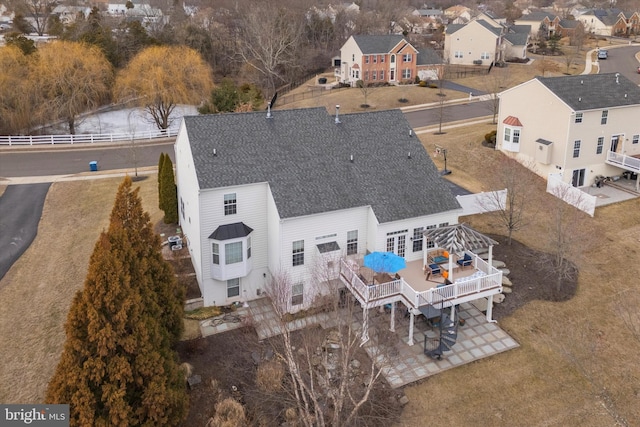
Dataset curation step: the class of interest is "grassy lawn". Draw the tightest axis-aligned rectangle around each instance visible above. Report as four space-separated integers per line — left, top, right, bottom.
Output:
2 43 640 423
0 176 160 404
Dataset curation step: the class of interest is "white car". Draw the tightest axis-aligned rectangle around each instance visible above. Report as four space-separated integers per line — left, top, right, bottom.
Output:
597 50 608 60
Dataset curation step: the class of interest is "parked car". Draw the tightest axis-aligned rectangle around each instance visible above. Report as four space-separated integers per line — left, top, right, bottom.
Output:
637 66 640 74
598 50 608 60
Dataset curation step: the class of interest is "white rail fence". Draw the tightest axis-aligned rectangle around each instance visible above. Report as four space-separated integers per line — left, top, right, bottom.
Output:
0 127 179 146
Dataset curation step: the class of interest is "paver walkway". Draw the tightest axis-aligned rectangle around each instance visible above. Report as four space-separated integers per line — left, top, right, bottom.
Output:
199 298 519 389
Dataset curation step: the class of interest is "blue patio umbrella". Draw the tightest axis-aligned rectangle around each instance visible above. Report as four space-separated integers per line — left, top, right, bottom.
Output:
363 251 406 274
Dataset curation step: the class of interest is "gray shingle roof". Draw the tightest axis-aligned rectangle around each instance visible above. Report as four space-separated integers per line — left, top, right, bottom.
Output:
475 19 502 36
504 32 528 46
184 108 461 223
536 73 640 111
352 35 408 54
209 222 253 240
445 23 465 34
416 47 442 65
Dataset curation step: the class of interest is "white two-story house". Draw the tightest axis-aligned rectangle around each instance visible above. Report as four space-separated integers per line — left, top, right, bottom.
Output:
174 107 464 311
497 73 640 187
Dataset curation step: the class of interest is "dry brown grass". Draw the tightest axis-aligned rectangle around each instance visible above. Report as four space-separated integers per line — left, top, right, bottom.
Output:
0 175 161 404
4 45 639 420
399 126 640 426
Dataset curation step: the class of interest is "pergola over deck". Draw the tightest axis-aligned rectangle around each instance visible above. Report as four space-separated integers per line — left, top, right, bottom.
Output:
339 224 503 345
423 223 499 276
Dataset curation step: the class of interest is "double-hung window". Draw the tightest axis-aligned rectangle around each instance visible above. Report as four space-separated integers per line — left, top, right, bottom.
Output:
212 243 219 265
596 137 604 154
412 227 424 252
402 69 411 79
227 278 240 298
224 193 237 215
403 53 412 62
346 230 358 255
575 112 583 123
292 240 304 266
601 110 608 125
573 140 581 158
291 283 303 306
633 134 639 145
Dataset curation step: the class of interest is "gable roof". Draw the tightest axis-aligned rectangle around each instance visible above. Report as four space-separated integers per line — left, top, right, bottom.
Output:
183 108 461 223
475 19 502 36
351 35 409 54
536 73 640 111
416 47 442 65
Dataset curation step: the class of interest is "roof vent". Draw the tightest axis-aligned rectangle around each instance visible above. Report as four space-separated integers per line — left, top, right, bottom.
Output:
578 97 582 102
615 73 620 84
409 129 413 137
408 152 411 159
350 154 354 163
213 148 217 156
580 80 583 85
335 105 341 124
266 102 272 119
625 93 628 98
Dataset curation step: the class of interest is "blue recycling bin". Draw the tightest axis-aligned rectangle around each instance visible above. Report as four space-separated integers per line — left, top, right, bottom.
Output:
89 161 98 172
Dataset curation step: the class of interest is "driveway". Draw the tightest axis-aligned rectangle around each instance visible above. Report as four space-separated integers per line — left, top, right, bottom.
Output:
0 183 51 281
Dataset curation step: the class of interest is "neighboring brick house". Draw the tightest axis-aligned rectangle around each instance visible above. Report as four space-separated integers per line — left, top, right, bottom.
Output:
575 9 640 37
339 35 441 85
497 73 640 187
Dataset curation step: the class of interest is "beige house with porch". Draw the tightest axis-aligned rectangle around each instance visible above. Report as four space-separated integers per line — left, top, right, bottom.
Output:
497 73 640 188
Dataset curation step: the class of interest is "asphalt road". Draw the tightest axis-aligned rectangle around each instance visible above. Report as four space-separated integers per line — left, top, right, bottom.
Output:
597 45 640 85
0 183 51 281
403 100 493 129
0 141 175 177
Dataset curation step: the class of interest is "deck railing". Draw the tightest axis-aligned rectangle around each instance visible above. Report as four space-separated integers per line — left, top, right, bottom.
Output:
607 151 640 172
340 257 502 310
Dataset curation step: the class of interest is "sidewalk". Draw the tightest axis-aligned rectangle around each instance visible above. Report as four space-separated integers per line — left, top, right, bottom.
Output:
0 167 158 185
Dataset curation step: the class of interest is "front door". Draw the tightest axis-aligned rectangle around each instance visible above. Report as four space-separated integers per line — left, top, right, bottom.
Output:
572 168 586 187
386 235 406 258
390 69 395 81
611 135 620 152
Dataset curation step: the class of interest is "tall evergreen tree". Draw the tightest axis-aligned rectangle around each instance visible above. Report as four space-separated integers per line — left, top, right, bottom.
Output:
110 176 184 344
160 156 178 224
158 152 166 210
46 230 187 426
46 177 187 425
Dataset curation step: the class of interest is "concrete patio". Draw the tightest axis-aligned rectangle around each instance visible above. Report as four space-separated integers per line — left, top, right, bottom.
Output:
200 297 519 389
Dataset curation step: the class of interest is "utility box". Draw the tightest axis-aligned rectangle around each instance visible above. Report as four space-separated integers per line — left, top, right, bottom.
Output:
89 161 98 172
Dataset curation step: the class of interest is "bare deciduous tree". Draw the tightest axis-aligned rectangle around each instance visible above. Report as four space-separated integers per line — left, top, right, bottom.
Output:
262 265 390 427
477 156 538 245
545 184 592 293
482 67 512 124
22 0 55 35
236 3 304 95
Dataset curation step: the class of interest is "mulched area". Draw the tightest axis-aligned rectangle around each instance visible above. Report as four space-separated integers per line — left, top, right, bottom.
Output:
158 215 576 424
488 234 578 320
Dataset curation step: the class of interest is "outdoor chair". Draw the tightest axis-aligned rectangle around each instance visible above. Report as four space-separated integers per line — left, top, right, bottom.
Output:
425 263 441 280
456 253 473 269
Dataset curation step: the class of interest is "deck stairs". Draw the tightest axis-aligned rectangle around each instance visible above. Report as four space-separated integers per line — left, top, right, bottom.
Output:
423 309 459 360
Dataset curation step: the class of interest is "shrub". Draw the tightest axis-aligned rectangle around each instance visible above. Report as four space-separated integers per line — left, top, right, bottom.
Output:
419 80 427 87
208 398 246 427
414 75 421 84
484 130 497 145
256 360 284 393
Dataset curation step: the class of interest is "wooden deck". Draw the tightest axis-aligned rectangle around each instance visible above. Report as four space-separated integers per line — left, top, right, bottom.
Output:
339 254 502 313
